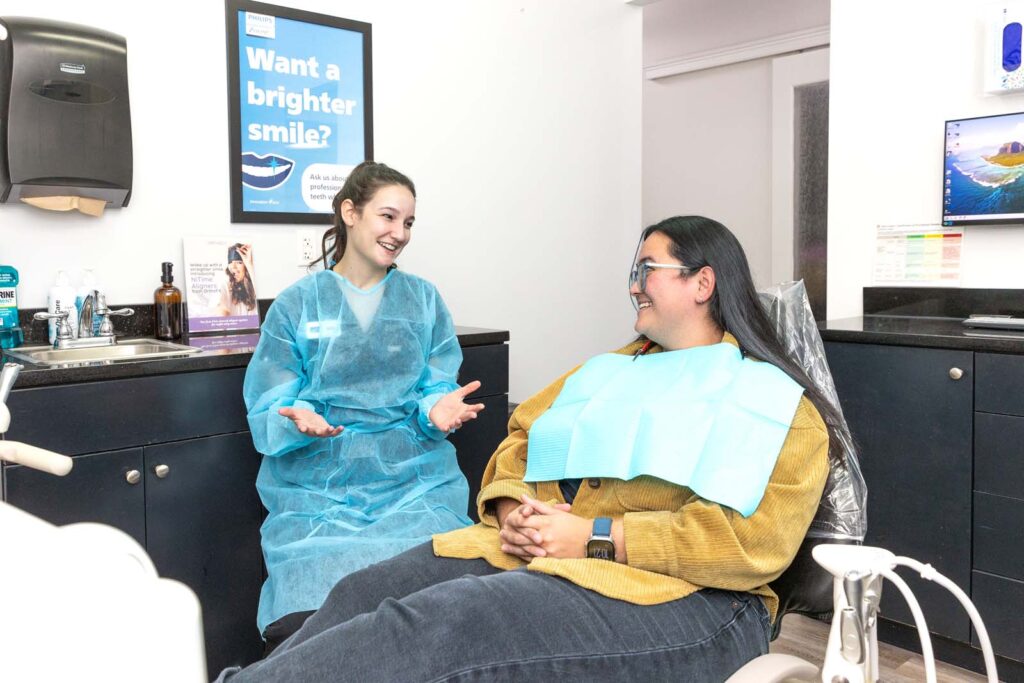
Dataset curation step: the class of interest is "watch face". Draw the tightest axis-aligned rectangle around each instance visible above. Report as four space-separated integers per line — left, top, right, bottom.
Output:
587 538 615 561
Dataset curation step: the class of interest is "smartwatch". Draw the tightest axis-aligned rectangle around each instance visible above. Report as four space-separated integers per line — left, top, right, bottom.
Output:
586 517 615 561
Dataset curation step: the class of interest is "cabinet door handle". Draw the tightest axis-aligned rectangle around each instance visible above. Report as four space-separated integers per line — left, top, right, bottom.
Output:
125 469 141 485
949 367 964 380
153 464 170 478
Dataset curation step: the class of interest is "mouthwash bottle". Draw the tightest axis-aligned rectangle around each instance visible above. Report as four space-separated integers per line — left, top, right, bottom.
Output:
0 265 24 349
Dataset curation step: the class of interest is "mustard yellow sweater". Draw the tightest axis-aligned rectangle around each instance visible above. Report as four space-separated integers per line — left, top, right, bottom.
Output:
433 334 829 621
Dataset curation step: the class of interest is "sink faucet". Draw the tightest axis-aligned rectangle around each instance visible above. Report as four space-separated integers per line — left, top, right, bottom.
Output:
33 295 135 350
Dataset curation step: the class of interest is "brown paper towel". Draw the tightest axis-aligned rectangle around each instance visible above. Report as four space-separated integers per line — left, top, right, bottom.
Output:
20 195 107 217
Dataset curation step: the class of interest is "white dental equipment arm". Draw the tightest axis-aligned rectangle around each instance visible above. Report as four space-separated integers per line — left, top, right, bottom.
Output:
812 544 999 683
726 544 999 683
0 362 207 682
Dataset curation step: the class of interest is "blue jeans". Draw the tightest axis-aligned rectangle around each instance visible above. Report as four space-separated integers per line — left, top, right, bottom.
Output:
216 542 770 682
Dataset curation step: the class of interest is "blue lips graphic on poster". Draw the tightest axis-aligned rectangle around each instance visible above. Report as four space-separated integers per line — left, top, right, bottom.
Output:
237 11 365 215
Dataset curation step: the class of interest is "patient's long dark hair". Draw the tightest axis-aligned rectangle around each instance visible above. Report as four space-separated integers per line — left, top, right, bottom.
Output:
641 215 844 461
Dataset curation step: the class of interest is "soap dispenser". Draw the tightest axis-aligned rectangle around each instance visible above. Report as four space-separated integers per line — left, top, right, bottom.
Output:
154 262 182 340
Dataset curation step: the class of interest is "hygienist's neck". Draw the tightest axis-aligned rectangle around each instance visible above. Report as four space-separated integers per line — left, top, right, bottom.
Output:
333 257 388 291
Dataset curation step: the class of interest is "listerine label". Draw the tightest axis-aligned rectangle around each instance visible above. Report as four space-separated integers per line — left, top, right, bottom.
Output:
0 266 19 329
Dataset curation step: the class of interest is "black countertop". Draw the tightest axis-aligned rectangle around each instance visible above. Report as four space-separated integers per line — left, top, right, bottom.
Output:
3 325 509 389
820 316 1024 353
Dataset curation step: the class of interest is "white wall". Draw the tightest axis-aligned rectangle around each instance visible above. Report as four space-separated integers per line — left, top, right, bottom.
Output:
0 0 642 402
829 0 1024 318
642 60 774 285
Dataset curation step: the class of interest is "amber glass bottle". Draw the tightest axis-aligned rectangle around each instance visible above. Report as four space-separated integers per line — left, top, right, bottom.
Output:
154 261 182 340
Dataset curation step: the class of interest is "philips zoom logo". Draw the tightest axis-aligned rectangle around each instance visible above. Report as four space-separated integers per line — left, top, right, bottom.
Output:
241 152 295 190
59 62 86 75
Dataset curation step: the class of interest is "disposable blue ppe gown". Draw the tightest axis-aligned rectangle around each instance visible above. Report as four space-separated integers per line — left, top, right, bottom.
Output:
244 269 472 633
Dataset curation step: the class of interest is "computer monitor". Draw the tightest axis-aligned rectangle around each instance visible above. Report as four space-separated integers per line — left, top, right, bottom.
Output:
942 111 1024 227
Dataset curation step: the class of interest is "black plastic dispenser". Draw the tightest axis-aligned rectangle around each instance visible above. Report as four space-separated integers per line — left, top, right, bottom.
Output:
0 17 133 207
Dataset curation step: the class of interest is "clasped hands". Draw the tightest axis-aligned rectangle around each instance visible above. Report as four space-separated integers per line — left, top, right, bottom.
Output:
498 494 594 561
277 380 485 437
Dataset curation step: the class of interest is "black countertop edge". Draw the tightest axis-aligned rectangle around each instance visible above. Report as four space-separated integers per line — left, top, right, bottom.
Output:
819 315 1024 353
3 326 509 389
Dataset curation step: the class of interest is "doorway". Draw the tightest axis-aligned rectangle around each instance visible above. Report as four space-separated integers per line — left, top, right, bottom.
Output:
771 48 829 321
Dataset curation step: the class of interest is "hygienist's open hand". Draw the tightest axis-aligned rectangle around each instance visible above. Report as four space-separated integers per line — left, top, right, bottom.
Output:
278 407 344 437
428 380 485 432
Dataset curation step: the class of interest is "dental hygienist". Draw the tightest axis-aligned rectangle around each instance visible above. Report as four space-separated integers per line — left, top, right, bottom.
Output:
242 161 483 653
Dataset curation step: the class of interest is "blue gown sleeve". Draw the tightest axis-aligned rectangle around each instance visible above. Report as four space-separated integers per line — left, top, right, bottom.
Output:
243 289 320 457
415 286 463 440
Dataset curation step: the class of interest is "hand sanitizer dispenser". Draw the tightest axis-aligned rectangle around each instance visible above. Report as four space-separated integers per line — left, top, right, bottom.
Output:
0 17 133 207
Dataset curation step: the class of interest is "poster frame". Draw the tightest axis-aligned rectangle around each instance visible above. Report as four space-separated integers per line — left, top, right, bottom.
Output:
224 0 373 224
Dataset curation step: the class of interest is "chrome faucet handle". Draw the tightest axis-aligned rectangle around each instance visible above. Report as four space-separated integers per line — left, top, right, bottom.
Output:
95 306 134 338
33 311 74 342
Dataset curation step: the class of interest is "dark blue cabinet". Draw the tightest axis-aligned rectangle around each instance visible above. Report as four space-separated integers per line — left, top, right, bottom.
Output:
824 341 973 642
1 335 510 675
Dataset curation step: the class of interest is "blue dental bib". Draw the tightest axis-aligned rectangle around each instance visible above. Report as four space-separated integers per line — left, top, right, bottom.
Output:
524 343 805 516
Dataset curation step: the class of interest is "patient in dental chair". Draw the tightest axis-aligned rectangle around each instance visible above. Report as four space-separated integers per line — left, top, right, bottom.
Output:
217 215 845 683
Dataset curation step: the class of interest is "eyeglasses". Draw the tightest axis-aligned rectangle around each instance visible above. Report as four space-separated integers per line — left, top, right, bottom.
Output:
628 262 694 293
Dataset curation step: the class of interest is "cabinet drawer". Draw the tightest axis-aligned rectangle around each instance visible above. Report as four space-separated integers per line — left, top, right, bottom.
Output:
971 570 1024 660
974 412 1024 499
976 353 1024 417
974 492 1024 581
5 368 250 455
459 343 508 398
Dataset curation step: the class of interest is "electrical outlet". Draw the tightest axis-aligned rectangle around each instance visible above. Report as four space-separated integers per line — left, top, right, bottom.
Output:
297 229 318 269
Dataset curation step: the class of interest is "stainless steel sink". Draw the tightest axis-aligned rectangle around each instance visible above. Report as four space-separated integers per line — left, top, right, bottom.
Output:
4 338 201 367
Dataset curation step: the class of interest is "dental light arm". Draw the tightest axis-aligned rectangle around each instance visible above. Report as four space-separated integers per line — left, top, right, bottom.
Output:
0 440 72 475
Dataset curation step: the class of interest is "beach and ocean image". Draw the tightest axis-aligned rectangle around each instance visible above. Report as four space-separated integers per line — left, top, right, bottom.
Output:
944 114 1024 218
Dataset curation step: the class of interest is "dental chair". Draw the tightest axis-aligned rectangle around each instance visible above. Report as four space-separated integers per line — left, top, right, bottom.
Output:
0 362 207 682
728 282 998 683
724 281 867 681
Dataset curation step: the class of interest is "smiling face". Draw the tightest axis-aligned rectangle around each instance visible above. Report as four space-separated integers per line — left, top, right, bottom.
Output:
340 184 416 273
227 260 246 282
629 231 720 350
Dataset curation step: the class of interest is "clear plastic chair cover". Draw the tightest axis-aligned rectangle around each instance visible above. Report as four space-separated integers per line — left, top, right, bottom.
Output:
758 280 867 541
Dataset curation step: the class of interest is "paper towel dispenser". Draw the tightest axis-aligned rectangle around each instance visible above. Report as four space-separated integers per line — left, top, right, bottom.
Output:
0 17 133 208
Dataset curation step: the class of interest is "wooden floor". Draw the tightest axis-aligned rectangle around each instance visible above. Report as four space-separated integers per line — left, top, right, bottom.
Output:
770 614 993 682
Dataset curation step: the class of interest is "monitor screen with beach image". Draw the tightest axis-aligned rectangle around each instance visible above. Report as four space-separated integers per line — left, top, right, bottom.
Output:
943 111 1024 227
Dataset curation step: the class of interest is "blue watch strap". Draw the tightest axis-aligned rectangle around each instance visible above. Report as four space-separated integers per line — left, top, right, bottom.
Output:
592 517 612 537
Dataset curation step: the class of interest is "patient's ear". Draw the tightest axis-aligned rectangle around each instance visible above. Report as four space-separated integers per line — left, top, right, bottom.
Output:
695 266 716 304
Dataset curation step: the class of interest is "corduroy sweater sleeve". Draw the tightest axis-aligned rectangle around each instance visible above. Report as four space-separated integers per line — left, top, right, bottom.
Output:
621 394 830 591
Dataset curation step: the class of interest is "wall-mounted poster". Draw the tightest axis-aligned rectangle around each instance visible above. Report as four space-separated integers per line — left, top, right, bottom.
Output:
183 237 261 333
225 0 372 223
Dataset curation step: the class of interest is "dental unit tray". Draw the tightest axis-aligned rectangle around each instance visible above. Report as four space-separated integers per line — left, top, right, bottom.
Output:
962 314 1024 330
